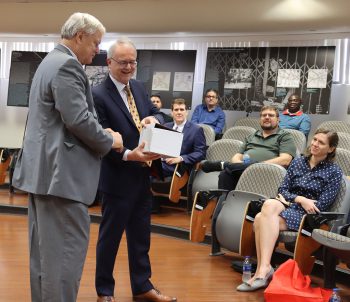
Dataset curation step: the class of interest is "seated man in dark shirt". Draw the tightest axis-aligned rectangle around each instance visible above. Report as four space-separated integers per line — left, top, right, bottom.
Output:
202 105 297 191
151 93 173 124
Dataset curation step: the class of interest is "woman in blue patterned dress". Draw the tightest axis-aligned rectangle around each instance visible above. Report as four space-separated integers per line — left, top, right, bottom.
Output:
237 128 343 292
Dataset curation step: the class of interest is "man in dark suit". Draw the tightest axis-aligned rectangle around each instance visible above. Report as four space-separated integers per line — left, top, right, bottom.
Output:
93 38 177 302
162 98 207 177
12 13 123 302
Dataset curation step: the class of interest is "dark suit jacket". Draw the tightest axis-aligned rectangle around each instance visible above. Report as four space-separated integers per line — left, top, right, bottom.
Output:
162 120 206 175
93 76 161 195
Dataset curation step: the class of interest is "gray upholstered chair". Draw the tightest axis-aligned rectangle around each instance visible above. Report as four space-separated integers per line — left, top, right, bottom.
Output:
187 139 243 212
222 126 256 142
317 121 350 134
335 148 350 176
198 124 216 146
189 163 286 252
283 128 307 155
234 117 261 130
312 224 350 288
336 132 350 150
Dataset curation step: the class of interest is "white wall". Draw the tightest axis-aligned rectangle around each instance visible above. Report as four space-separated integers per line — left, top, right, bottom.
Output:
1 32 350 148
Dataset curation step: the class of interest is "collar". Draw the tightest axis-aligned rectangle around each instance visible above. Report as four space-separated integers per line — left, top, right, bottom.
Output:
203 104 217 112
282 109 303 116
256 127 280 138
109 74 128 95
59 43 79 61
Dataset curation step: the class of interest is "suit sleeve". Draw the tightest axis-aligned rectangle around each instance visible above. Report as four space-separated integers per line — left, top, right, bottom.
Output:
181 126 207 165
52 58 113 156
93 88 125 164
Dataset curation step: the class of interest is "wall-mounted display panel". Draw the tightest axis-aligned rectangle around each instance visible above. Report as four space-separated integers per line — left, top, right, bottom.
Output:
204 46 335 114
137 50 197 109
85 51 108 87
7 51 47 107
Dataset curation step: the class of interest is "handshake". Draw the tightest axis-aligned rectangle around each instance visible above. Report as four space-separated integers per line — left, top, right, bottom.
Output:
105 128 123 152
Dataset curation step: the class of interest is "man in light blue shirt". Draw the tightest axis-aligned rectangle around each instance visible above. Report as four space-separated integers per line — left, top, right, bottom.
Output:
191 88 225 135
279 94 311 137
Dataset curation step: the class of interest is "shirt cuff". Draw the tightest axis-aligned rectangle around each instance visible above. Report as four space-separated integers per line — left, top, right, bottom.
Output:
122 149 131 161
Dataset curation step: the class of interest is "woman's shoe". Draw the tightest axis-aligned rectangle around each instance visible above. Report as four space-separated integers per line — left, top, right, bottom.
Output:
236 266 274 292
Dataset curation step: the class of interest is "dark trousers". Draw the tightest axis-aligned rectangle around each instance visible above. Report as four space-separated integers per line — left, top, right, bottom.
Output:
218 163 248 191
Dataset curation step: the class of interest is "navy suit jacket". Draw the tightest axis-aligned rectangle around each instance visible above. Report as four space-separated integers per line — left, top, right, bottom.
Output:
93 76 161 195
162 121 206 175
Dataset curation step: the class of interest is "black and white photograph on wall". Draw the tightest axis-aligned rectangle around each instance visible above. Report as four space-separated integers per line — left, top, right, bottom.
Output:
136 50 197 109
204 46 335 114
85 51 108 87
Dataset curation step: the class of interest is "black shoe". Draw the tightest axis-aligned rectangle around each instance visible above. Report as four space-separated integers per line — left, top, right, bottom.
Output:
201 160 224 173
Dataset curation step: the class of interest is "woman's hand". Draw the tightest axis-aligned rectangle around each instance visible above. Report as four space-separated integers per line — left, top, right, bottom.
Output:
295 196 320 214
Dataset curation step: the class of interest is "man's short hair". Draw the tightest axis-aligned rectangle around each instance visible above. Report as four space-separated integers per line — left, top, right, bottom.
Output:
107 37 136 59
288 94 301 102
204 88 219 98
151 94 161 99
61 12 105 39
260 105 279 117
171 98 187 110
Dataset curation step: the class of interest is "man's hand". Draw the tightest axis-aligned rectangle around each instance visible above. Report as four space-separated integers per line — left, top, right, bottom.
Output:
105 128 123 152
141 116 159 127
165 156 183 165
127 142 161 162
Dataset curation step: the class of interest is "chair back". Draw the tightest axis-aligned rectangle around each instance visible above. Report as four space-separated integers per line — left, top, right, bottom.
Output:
335 148 350 176
234 117 261 130
317 121 350 134
206 139 243 161
222 126 256 142
198 124 216 146
283 129 307 155
337 132 350 150
189 139 243 207
235 163 287 198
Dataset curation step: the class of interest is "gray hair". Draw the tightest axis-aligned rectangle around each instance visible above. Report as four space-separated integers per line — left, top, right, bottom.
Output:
107 37 136 59
61 12 106 39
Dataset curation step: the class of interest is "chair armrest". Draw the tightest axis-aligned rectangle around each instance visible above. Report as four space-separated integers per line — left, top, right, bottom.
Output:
245 199 265 221
301 212 346 236
340 223 350 236
194 189 229 211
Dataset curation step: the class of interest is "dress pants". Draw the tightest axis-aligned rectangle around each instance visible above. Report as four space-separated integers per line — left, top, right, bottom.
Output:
95 168 154 296
28 193 90 302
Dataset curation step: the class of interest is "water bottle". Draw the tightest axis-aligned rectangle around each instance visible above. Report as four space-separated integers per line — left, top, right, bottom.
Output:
242 256 252 282
329 288 341 302
243 153 251 165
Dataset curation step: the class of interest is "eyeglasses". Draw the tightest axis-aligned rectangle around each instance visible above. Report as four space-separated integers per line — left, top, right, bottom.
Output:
110 57 137 67
261 113 277 118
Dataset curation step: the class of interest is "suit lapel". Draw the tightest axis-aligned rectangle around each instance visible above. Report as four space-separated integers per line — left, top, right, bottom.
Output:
105 76 137 129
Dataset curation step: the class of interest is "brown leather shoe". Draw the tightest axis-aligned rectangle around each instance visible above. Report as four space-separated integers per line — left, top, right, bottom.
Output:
97 296 115 302
133 288 177 302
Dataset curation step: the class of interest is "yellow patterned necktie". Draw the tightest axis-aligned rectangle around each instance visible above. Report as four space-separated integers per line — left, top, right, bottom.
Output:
124 85 152 167
124 85 142 133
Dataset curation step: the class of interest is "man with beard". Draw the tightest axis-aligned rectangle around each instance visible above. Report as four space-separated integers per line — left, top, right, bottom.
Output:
201 106 296 191
279 94 311 137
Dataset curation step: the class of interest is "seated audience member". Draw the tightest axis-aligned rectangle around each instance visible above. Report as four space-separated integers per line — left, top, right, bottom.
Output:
161 98 207 177
191 88 225 136
151 94 173 123
201 105 296 191
279 94 311 137
236 129 342 292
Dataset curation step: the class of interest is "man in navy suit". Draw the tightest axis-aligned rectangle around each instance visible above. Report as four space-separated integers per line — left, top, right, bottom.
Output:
93 38 177 302
162 98 207 177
